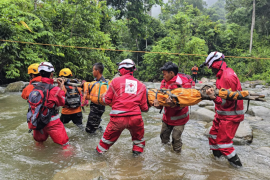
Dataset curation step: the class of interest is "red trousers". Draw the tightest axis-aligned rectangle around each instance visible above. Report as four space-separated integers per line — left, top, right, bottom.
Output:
209 118 240 159
96 115 145 153
32 119 69 146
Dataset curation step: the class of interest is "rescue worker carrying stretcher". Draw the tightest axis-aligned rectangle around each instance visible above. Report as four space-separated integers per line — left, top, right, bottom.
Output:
154 62 190 153
96 59 149 156
85 63 106 133
21 63 42 100
27 62 69 146
202 52 244 168
59 68 84 130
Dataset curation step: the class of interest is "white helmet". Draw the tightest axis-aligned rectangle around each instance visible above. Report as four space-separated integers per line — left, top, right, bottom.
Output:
118 59 136 70
38 62 55 72
205 51 225 68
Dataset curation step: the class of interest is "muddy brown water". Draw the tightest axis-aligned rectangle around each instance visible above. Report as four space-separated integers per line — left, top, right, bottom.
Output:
0 92 270 179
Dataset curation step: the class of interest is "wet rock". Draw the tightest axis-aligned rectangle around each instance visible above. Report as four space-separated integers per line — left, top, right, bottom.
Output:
0 87 5 94
209 79 216 83
204 121 253 145
233 121 253 144
200 77 209 83
246 106 270 120
255 147 270 156
191 108 215 122
243 83 250 88
198 100 214 107
144 82 155 89
255 85 265 89
5 81 29 92
153 82 161 89
259 89 270 96
204 106 215 112
244 80 266 88
245 116 263 122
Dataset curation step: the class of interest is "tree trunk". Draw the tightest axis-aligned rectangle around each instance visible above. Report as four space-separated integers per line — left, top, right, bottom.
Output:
249 0 256 53
34 0 37 10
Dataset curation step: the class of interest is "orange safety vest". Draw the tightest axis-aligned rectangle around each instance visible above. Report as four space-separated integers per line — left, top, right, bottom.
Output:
191 66 198 74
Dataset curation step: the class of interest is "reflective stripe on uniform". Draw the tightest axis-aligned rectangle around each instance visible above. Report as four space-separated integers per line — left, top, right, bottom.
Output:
98 144 107 152
102 137 114 145
217 110 244 116
225 150 236 159
135 144 145 148
103 97 106 104
133 138 145 144
51 114 60 121
208 134 217 139
209 143 233 149
110 110 127 114
170 112 189 120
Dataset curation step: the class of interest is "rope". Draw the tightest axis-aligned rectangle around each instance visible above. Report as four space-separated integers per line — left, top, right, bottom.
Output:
1 39 270 60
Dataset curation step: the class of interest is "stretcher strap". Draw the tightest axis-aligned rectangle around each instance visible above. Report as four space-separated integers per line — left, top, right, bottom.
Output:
97 81 109 104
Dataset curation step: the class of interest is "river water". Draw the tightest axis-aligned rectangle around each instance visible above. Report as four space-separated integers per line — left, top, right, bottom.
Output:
0 92 270 179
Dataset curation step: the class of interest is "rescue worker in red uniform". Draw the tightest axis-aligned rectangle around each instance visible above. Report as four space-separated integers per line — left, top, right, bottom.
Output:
31 62 69 146
96 59 149 155
154 62 189 153
204 52 244 167
59 68 84 130
21 63 42 100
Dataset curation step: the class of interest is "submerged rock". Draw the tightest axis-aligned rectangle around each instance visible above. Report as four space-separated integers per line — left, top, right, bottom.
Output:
204 121 253 145
5 81 29 92
0 87 5 94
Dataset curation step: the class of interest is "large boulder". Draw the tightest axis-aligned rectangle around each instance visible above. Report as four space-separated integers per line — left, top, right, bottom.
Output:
246 106 270 120
200 77 209 83
5 81 29 92
143 82 155 89
204 121 253 145
153 82 161 89
0 87 5 94
190 108 215 122
204 106 215 112
198 100 214 107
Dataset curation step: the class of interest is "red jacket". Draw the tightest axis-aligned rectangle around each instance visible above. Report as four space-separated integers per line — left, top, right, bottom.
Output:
103 73 148 116
213 61 244 122
160 75 189 126
21 76 42 100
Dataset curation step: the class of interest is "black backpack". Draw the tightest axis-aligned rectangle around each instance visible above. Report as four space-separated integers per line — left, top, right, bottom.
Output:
65 85 81 108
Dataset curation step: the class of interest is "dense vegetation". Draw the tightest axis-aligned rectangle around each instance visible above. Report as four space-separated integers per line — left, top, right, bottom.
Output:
0 0 269 83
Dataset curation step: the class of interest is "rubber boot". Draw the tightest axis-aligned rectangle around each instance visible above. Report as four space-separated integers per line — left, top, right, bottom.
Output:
212 150 222 158
132 150 141 157
228 154 242 168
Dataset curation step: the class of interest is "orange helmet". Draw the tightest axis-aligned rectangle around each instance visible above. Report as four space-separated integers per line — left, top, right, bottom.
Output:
59 68 72 77
28 63 39 74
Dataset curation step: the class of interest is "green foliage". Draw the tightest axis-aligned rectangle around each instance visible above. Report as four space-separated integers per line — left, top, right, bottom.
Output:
0 0 270 83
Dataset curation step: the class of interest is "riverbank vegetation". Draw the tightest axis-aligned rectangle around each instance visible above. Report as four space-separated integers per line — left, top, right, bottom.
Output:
0 0 269 83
